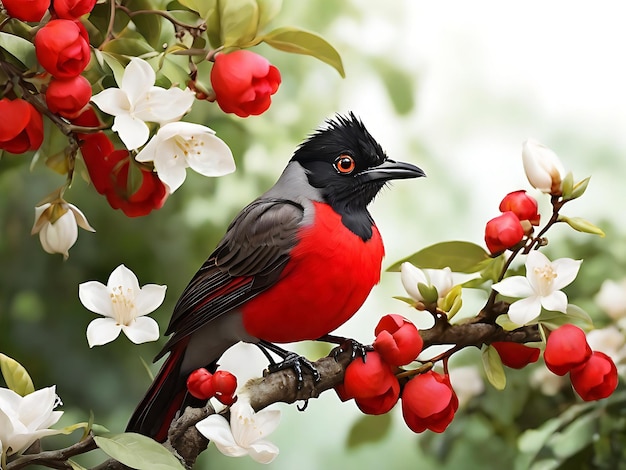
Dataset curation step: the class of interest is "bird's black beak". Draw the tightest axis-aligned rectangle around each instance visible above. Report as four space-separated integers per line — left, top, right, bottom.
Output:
358 159 426 183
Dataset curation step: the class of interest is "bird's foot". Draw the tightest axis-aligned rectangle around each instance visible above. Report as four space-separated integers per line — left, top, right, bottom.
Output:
318 334 373 362
257 341 321 390
267 352 321 389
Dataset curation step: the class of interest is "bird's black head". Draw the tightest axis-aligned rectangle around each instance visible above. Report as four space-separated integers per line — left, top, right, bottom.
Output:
291 112 425 240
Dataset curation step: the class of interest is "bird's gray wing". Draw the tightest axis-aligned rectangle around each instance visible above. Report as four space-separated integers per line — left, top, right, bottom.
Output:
156 198 305 358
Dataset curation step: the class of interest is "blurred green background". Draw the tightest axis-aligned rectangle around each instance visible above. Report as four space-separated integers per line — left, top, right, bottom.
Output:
2 1 626 469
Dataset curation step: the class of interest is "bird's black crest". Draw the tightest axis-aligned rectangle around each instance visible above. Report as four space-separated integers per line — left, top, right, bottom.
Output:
291 112 387 169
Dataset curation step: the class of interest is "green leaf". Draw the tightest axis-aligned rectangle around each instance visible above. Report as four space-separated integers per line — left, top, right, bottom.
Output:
417 282 438 304
262 27 345 77
346 413 393 448
0 32 37 69
68 459 88 470
568 176 590 200
387 241 491 273
94 433 185 470
220 0 260 48
125 0 163 49
559 215 605 237
0 353 35 396
100 52 127 86
102 38 156 58
392 295 416 306
549 411 597 459
256 0 282 30
481 345 506 390
440 284 462 313
178 0 216 20
539 304 593 331
560 171 574 200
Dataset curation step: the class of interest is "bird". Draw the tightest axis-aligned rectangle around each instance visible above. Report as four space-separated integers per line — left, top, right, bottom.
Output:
126 112 425 441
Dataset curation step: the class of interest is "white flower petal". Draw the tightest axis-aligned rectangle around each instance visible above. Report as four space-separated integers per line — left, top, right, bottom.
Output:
68 204 95 232
508 296 542 325
79 281 114 317
135 88 195 124
121 58 156 104
541 290 568 313
492 276 534 298
196 414 240 450
86 318 122 347
135 284 167 316
550 258 582 290
595 279 626 319
400 262 428 301
112 113 150 151
91 88 130 116
107 265 140 296
121 317 160 344
427 267 454 298
247 440 279 464
186 134 236 177
522 139 565 193
153 157 188 193
39 210 78 259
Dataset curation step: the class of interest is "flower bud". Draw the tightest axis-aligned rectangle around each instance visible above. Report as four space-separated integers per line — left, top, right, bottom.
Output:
339 351 400 414
2 0 50 22
0 98 44 154
52 0 97 19
210 50 281 117
401 371 458 433
491 341 540 369
499 190 540 226
35 19 91 78
187 368 215 400
400 263 453 304
31 201 95 259
373 314 423 366
45 75 92 118
570 351 618 401
543 324 592 376
484 211 524 255
522 139 566 195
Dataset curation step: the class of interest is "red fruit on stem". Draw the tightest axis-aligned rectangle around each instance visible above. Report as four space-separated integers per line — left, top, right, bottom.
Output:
373 314 423 366
0 98 44 154
484 211 525 255
401 371 458 433
210 50 281 118
544 324 592 376
186 368 215 400
570 351 618 401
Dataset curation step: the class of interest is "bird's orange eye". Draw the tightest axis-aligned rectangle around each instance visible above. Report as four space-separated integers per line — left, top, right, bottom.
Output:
334 155 356 174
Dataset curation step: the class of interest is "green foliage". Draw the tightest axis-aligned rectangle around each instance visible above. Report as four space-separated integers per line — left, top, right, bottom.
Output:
262 27 345 77
0 32 36 69
0 353 34 396
94 433 185 469
481 345 506 390
346 413 393 448
387 241 491 274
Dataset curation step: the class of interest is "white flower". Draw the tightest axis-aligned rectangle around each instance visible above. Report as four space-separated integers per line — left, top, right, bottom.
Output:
135 121 235 193
0 386 63 457
492 250 582 325
31 202 95 260
400 262 453 303
522 139 566 195
196 400 280 464
595 278 626 320
79 264 166 347
91 58 195 150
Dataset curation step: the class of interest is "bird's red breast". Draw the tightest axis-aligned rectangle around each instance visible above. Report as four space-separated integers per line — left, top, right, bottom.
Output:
241 201 384 342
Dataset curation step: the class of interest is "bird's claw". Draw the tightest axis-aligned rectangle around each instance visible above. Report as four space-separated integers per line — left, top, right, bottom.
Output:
331 338 373 362
267 352 321 390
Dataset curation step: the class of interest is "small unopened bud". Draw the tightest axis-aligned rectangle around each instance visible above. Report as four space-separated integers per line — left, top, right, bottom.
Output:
522 139 566 195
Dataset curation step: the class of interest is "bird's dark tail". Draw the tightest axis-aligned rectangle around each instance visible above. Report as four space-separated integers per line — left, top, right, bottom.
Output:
126 342 205 442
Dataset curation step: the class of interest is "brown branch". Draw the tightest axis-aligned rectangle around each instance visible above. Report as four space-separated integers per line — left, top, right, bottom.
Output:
6 317 539 469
